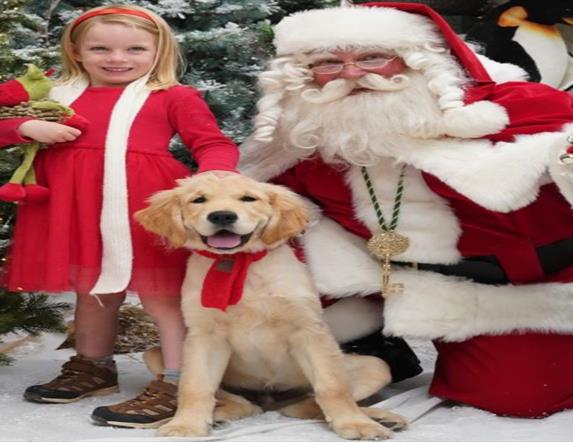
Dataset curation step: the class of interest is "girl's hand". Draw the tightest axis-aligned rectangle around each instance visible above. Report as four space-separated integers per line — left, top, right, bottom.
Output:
18 120 82 144
202 170 238 178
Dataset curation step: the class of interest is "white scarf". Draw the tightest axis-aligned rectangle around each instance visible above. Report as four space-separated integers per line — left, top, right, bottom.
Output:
50 76 151 295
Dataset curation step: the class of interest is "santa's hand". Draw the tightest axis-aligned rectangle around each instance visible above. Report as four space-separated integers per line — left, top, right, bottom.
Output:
18 120 81 144
559 136 573 165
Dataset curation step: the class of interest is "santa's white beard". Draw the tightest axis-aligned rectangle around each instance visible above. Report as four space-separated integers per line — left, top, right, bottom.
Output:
276 72 445 166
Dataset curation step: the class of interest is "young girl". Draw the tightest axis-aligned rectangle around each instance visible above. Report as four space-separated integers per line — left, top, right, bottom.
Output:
0 5 238 428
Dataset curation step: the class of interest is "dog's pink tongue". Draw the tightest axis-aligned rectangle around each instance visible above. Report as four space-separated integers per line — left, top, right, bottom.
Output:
207 232 242 249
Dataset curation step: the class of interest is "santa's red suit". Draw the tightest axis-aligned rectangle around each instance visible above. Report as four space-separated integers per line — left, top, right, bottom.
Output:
241 3 573 418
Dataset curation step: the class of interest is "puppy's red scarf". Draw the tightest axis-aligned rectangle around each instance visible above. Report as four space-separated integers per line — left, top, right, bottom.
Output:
195 250 268 311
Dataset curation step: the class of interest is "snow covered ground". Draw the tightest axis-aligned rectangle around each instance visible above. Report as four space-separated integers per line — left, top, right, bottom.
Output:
2 320 573 441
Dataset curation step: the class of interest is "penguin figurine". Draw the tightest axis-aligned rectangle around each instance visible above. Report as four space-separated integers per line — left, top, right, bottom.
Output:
466 0 573 90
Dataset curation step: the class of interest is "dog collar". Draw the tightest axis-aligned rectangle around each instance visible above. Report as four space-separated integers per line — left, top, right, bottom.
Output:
195 249 268 311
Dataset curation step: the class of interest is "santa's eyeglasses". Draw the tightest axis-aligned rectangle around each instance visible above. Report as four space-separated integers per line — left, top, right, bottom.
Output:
309 56 397 75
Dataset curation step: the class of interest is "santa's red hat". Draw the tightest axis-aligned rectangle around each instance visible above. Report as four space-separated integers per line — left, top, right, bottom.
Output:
275 2 491 83
272 2 510 139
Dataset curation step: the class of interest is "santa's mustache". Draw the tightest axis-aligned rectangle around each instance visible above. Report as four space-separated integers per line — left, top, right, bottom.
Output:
300 73 410 104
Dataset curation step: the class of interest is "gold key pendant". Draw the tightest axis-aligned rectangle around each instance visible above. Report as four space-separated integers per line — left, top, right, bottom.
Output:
367 231 409 296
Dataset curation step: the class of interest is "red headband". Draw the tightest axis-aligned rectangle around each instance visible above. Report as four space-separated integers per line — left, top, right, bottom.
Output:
72 8 155 31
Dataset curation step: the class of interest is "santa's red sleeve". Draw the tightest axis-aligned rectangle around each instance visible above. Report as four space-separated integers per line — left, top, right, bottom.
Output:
465 81 573 141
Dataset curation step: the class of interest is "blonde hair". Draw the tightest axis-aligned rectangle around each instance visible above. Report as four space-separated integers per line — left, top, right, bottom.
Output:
59 4 183 90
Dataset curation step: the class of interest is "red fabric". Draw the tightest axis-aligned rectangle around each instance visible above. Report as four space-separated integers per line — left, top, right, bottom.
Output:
0 79 29 106
431 333 573 417
274 81 573 285
271 80 573 417
0 183 26 201
333 15 573 414
465 81 573 141
195 249 267 311
419 82 573 284
72 8 154 30
1 85 239 297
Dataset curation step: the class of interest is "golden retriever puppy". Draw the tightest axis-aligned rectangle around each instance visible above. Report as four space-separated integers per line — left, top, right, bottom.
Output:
135 173 406 440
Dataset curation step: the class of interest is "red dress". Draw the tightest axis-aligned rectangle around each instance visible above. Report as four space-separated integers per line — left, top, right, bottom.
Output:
1 85 238 297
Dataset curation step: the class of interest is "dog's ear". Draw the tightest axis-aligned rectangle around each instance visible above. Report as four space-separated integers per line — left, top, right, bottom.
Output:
261 184 309 246
134 188 188 248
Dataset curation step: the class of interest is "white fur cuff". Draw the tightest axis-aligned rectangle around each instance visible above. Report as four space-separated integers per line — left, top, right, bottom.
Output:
383 270 573 342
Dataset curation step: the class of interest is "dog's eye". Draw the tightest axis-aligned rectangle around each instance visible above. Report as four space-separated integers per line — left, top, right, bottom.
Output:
191 196 207 204
240 195 258 202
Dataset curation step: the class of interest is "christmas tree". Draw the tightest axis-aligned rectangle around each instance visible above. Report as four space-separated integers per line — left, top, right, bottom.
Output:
0 1 71 366
0 0 494 363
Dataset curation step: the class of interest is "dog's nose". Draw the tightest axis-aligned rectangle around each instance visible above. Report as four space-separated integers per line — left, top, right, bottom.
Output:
207 210 238 226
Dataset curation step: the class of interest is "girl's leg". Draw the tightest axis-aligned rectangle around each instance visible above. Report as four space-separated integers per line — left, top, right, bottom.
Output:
89 293 185 428
74 291 126 357
138 293 186 370
23 291 125 404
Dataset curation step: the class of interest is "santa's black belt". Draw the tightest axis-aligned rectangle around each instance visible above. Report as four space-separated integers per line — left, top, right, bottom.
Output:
394 236 573 285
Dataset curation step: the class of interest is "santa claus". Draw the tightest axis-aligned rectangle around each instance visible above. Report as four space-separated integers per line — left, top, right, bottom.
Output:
240 2 573 418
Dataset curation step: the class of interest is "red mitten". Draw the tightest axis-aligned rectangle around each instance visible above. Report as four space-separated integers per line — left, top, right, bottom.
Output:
0 183 26 201
23 184 50 202
0 80 30 107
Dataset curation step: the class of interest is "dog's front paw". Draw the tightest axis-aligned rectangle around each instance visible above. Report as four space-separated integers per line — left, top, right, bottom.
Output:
156 420 210 437
332 418 393 440
214 401 262 422
362 408 409 431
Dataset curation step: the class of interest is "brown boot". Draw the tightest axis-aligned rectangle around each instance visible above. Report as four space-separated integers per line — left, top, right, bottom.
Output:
91 377 177 429
24 355 119 404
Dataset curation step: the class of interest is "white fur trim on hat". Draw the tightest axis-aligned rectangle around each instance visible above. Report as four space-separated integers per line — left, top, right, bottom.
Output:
274 6 445 56
475 54 529 83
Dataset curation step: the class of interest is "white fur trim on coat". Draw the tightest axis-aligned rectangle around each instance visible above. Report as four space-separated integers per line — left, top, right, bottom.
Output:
383 270 573 341
345 165 462 264
243 131 570 213
301 217 381 297
52 78 150 295
382 132 568 212
274 6 444 56
300 217 573 341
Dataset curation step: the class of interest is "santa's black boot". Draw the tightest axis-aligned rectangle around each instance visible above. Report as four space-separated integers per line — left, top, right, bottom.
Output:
341 331 422 383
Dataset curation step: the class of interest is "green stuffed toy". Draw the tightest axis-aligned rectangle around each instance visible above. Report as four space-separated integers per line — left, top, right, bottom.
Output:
0 64 88 202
